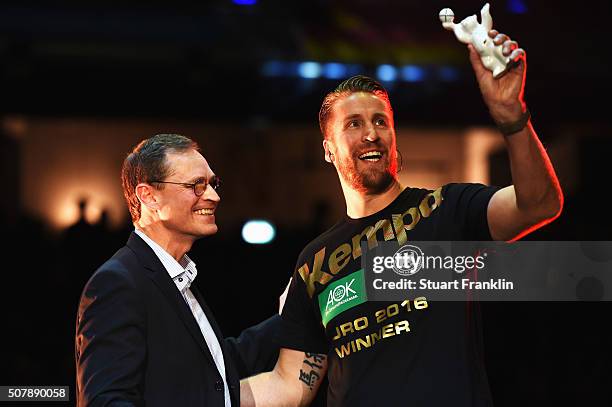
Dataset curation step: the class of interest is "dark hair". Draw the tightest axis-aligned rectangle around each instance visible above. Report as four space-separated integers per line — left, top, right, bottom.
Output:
121 134 199 223
318 75 393 139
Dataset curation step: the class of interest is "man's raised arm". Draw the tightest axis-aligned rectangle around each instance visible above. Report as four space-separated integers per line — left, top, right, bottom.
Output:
468 30 563 241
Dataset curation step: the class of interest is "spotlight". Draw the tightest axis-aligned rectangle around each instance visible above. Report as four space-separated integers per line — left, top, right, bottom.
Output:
298 62 322 79
376 64 398 82
242 220 276 244
400 65 425 82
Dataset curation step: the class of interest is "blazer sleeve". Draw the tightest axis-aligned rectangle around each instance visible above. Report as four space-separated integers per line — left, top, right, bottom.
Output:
75 263 146 407
223 314 283 379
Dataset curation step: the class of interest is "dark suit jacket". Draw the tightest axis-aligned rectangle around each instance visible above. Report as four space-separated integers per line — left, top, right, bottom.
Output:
75 232 281 407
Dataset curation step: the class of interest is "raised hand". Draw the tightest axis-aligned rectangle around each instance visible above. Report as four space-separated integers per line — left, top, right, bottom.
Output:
468 29 527 123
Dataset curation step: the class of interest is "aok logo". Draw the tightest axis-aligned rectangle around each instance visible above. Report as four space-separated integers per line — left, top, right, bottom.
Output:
318 270 367 327
326 278 357 312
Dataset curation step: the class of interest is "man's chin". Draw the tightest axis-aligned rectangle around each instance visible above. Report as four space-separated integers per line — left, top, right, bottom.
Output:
360 172 395 194
339 159 396 194
196 224 218 237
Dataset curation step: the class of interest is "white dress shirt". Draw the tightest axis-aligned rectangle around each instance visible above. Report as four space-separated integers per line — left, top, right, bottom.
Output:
135 229 231 407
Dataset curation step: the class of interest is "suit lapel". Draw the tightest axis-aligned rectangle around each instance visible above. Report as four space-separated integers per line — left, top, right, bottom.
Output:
126 233 217 367
190 286 224 344
192 280 240 402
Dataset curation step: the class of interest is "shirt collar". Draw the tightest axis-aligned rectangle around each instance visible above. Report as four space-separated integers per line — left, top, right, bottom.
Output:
134 229 198 292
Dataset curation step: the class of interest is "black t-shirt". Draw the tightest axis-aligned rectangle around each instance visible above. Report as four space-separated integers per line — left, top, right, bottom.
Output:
280 183 500 407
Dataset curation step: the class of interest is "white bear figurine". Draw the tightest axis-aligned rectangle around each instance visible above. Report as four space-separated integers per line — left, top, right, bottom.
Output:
440 3 511 78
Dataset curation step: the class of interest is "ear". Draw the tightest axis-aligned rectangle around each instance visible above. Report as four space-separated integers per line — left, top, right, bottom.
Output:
135 183 160 211
323 139 334 163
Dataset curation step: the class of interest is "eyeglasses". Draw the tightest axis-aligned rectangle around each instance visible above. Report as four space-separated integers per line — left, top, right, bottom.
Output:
150 175 221 197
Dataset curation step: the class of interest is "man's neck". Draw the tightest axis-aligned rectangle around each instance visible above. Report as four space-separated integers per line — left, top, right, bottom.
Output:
135 220 193 261
341 179 403 219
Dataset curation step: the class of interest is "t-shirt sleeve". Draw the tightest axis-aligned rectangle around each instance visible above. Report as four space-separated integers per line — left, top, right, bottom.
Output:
441 183 500 241
278 257 328 354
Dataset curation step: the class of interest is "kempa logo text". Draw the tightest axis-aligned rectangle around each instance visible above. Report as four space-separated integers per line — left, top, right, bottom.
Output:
372 245 486 276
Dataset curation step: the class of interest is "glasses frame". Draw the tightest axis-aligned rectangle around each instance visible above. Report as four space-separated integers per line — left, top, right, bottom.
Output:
150 175 221 197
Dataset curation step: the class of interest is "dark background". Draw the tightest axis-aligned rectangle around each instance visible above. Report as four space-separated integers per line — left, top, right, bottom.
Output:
1 1 611 406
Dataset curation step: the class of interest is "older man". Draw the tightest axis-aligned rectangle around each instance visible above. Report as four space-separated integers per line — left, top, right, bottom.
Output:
76 134 281 406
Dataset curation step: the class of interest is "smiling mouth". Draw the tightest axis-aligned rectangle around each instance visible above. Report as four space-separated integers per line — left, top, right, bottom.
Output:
358 151 383 162
194 208 215 215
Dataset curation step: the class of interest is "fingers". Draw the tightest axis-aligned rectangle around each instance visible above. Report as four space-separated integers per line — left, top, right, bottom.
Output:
503 47 526 76
489 30 523 57
471 32 526 77
508 48 526 63
503 40 518 56
493 33 509 45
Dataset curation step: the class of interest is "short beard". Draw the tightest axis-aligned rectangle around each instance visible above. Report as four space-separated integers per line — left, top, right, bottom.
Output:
337 153 397 194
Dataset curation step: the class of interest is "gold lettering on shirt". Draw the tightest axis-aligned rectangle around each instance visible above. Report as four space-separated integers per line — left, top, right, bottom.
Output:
299 188 444 298
419 188 442 218
329 243 352 275
298 247 333 298
351 219 394 259
332 299 427 358
334 320 412 358
333 316 370 340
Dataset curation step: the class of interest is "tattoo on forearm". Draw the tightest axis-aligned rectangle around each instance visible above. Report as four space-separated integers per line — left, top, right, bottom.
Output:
298 352 326 390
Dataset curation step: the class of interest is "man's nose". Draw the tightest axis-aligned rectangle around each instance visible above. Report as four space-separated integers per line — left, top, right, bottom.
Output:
363 124 380 142
202 184 221 203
